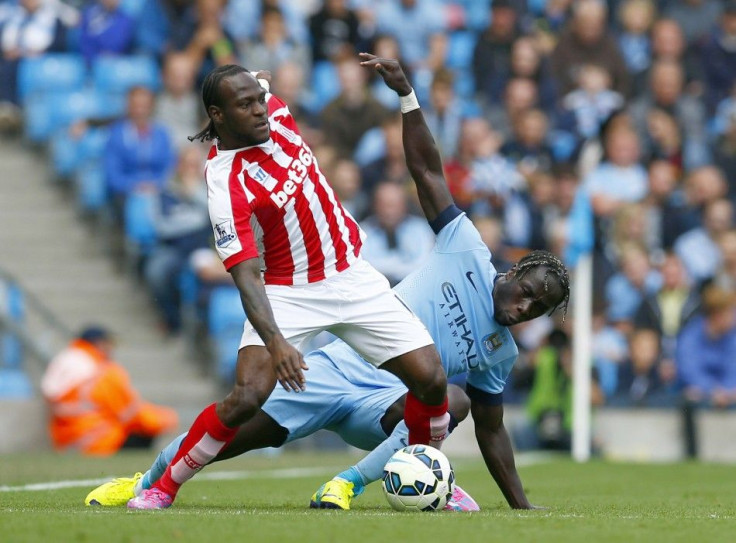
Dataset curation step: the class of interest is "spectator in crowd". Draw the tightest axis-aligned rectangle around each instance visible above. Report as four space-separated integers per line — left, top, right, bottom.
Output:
664 0 722 47
674 198 733 283
471 214 513 273
155 52 201 150
360 113 411 193
679 165 730 234
712 88 736 181
643 160 689 250
607 202 659 266
504 170 555 251
645 108 685 170
40 326 178 455
487 77 540 142
551 0 630 97
137 0 236 73
309 0 361 63
443 117 489 212
501 108 554 180
472 0 521 106
358 181 435 286
677 284 736 409
329 158 369 221
0 0 70 128
423 68 464 159
613 328 677 407
591 303 628 397
223 0 307 45
78 0 135 65
467 120 525 219
583 122 648 223
605 242 662 332
321 52 390 159
701 2 736 113
238 6 310 77
135 0 198 59
366 33 406 110
629 60 709 169
506 36 557 111
649 17 703 93
635 251 701 360
712 229 736 291
559 63 624 141
104 86 176 216
374 0 446 70
144 146 211 335
616 0 655 95
520 329 604 451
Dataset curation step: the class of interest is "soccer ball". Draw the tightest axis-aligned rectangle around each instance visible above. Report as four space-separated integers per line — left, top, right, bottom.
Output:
382 445 454 511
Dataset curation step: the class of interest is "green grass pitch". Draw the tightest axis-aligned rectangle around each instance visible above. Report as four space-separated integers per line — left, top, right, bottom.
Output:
1 451 734 543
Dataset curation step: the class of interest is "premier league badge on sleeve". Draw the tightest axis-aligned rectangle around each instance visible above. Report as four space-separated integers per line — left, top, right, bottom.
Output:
214 220 236 248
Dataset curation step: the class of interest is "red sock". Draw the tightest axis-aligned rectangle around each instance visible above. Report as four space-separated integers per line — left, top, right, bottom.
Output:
404 392 449 446
154 403 237 498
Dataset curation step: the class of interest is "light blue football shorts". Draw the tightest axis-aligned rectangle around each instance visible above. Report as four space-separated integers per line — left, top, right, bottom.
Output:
260 339 407 450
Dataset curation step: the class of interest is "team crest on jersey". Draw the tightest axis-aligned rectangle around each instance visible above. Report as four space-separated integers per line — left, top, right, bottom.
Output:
482 333 503 354
214 220 236 248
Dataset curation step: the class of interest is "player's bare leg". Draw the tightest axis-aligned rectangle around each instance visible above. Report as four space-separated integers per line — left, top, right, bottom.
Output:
128 346 277 509
380 346 449 447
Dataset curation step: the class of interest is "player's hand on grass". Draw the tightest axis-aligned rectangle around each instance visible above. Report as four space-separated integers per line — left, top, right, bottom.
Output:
359 53 412 96
267 335 308 392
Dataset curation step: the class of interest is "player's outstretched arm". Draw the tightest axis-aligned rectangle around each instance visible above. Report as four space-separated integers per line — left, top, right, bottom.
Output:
471 400 539 509
229 258 307 392
359 53 453 223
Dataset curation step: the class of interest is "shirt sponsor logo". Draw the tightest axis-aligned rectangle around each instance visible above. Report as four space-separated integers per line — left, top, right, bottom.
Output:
269 145 314 209
440 282 479 369
214 220 236 248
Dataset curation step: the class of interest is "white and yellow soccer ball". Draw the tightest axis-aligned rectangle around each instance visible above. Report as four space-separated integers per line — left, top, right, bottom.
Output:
382 445 454 511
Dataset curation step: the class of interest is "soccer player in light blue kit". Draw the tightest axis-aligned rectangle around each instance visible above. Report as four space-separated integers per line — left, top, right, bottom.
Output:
85 54 569 511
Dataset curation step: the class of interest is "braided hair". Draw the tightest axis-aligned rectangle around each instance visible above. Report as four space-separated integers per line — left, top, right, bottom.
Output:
189 64 249 143
514 250 571 320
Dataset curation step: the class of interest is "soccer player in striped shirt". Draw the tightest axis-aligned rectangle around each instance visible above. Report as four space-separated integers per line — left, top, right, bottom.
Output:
129 65 449 509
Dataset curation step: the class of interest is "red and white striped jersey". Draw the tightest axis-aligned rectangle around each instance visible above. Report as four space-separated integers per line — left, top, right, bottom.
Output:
206 93 364 286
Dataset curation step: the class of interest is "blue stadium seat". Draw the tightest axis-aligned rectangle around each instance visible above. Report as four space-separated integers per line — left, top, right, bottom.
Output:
25 89 120 144
75 161 108 212
124 191 158 251
446 31 477 71
0 368 33 399
0 284 24 370
17 53 87 103
50 131 80 178
120 0 147 16
92 55 161 95
207 286 245 381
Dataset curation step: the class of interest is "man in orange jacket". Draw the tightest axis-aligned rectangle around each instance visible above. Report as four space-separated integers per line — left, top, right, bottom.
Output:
41 327 178 455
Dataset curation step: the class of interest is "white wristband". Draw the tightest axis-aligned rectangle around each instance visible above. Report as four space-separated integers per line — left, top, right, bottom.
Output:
399 89 420 113
250 71 270 92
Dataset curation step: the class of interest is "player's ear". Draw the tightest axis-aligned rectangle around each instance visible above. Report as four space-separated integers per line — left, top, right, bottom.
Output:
208 105 223 124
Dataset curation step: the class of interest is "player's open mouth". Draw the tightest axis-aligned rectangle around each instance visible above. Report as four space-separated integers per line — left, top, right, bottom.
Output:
255 121 269 129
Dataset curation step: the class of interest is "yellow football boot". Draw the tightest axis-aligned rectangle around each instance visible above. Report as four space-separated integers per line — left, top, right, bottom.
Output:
85 472 142 506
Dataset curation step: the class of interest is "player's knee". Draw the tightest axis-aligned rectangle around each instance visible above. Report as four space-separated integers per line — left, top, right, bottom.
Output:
220 386 263 426
412 366 447 405
447 384 471 423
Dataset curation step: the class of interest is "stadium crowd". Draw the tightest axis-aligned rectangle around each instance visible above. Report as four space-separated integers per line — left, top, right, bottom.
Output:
3 0 736 448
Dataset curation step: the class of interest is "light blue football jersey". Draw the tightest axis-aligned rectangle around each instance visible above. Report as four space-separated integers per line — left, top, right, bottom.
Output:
393 209 518 396
318 207 518 398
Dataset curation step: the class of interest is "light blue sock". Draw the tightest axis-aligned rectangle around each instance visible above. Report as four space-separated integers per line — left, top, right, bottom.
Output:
352 421 409 488
334 466 367 497
137 432 187 493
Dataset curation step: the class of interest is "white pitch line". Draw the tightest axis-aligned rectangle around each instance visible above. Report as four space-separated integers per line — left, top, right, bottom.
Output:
0 466 336 493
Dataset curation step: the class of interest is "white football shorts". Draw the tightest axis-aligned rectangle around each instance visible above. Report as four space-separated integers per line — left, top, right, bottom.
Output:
239 258 434 366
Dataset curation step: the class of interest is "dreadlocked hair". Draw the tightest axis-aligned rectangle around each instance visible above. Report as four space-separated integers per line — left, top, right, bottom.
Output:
514 250 571 320
189 64 249 143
